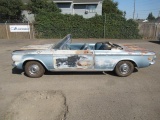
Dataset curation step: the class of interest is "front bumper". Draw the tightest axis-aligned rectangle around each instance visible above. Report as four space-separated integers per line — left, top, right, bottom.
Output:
12 61 23 69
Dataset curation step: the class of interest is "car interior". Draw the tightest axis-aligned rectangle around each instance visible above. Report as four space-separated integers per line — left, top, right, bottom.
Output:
62 42 123 50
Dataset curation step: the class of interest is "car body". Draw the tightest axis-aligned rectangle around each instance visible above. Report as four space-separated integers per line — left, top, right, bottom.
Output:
12 34 156 78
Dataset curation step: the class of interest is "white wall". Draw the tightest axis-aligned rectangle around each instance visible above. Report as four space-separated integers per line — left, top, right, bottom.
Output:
22 10 35 23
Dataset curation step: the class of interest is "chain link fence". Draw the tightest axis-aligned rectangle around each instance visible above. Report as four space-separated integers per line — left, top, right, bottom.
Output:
0 22 159 40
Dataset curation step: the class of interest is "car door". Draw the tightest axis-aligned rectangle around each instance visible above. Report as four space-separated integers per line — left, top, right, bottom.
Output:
94 43 116 71
53 49 94 70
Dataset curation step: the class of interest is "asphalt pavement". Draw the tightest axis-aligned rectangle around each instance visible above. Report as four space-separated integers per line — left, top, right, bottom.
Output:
0 38 160 120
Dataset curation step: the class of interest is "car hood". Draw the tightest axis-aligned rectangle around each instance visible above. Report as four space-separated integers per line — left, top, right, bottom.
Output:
20 44 54 50
12 44 54 55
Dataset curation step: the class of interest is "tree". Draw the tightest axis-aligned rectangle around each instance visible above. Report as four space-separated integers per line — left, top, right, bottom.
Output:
147 12 155 21
0 0 23 22
27 0 61 14
102 0 123 16
123 11 126 18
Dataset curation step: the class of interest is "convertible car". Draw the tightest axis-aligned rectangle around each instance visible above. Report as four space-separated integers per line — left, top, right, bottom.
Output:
12 34 156 78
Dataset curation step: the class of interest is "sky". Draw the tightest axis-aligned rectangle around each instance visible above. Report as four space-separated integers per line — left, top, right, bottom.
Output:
114 0 160 19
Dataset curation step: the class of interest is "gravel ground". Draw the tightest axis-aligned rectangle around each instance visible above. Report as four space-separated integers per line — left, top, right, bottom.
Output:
4 91 67 120
0 38 160 120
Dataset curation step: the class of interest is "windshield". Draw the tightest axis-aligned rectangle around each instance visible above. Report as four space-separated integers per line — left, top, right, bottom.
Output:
53 34 72 50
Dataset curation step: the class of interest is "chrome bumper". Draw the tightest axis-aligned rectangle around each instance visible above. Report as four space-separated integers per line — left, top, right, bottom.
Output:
12 61 23 69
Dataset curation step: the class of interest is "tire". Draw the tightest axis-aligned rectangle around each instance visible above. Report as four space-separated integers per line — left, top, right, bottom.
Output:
115 61 134 77
24 61 45 78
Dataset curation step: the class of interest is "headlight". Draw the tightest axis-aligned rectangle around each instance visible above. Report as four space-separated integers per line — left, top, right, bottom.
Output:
12 55 22 62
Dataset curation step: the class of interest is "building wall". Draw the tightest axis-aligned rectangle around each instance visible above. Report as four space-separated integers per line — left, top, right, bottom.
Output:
73 2 102 18
56 2 102 18
22 10 35 23
96 2 102 16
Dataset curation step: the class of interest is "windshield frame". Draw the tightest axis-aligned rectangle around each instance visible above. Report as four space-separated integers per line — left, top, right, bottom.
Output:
53 34 72 50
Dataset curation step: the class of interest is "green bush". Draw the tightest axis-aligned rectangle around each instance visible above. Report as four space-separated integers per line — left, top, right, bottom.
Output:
34 12 141 39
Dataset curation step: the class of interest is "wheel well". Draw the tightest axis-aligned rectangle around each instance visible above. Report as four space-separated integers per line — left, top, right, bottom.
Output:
23 60 47 71
129 60 137 67
115 60 137 69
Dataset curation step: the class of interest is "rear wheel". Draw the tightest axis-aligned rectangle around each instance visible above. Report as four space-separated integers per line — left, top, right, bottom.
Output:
115 61 134 77
24 61 45 78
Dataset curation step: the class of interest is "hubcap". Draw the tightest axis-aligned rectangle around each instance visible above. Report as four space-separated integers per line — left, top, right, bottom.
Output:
29 64 40 75
119 63 129 75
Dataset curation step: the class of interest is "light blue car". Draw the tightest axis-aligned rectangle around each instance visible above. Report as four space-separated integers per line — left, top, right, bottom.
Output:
12 34 156 78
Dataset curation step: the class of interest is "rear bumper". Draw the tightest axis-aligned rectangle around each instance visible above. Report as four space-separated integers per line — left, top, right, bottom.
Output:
149 55 156 65
149 60 156 65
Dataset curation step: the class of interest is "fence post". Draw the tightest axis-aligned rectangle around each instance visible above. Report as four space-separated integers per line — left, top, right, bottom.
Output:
155 23 158 39
28 22 31 39
104 13 106 39
32 24 35 39
5 21 9 39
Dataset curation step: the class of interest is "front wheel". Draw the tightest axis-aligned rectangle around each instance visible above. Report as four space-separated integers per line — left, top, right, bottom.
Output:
24 61 45 78
115 61 134 77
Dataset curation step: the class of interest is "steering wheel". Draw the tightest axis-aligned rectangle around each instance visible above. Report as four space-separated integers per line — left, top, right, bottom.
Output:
95 42 103 50
80 44 88 50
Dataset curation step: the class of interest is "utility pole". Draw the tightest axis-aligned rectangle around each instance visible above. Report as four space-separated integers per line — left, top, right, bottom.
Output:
133 0 135 19
136 13 138 20
158 11 160 17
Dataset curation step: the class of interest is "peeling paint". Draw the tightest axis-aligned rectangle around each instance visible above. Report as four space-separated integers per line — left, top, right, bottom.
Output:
54 55 93 69
123 44 148 52
20 44 54 50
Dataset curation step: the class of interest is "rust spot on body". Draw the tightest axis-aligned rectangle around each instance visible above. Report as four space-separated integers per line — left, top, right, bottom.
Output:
76 50 92 54
124 44 149 53
77 61 92 67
